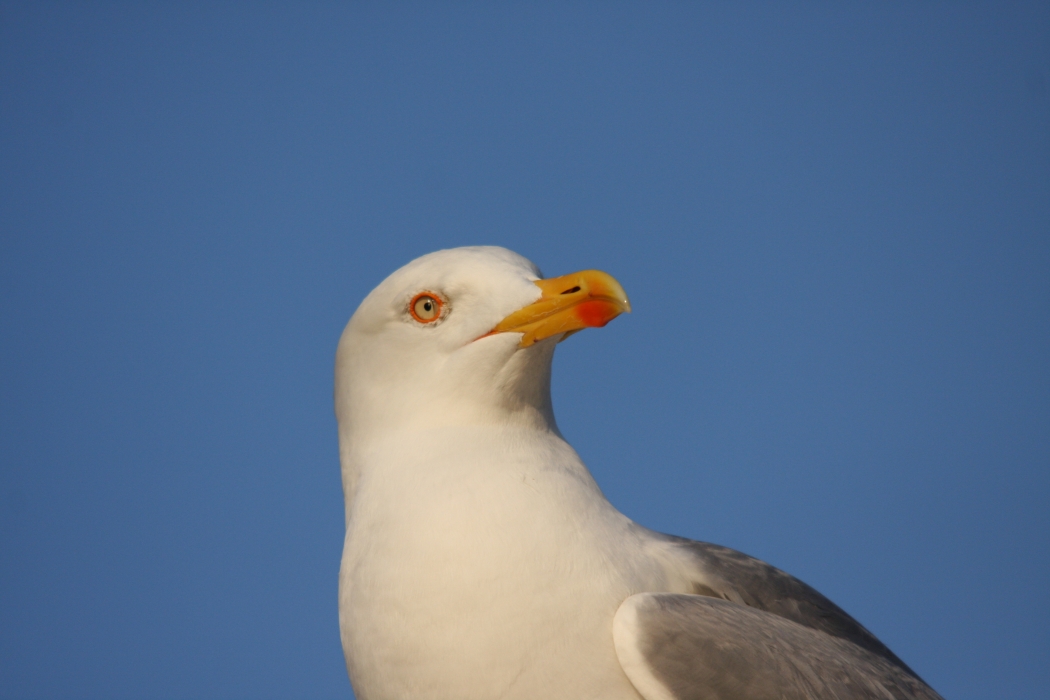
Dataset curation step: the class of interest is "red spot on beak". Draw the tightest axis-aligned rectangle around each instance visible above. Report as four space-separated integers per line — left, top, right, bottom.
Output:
575 299 620 328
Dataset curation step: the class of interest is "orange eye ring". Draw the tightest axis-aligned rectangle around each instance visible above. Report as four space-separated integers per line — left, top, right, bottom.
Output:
409 292 444 323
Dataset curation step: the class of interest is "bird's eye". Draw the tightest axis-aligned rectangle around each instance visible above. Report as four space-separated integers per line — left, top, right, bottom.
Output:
409 293 443 323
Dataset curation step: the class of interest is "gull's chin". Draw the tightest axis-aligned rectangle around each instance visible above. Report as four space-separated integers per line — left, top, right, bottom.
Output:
471 331 566 348
470 330 521 347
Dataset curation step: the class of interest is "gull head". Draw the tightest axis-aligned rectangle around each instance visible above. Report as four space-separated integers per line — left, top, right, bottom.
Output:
334 246 630 443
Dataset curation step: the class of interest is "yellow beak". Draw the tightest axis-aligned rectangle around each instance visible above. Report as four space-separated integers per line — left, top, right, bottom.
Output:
488 269 631 347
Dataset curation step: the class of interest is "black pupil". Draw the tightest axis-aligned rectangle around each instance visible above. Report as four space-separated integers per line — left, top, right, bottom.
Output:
423 301 432 311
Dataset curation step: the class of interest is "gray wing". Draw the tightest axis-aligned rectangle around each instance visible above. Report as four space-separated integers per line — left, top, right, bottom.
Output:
613 593 944 700
661 536 917 678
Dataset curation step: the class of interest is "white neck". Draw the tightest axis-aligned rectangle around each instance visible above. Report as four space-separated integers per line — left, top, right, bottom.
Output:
336 333 563 509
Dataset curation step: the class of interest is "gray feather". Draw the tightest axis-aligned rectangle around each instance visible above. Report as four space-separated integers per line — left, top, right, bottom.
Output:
662 536 918 678
629 593 943 700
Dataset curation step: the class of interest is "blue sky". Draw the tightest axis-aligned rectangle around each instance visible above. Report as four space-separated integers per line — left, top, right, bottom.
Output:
1 3 1047 699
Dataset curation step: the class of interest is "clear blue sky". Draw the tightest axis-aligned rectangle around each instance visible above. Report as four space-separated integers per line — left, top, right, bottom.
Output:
1 3 1047 699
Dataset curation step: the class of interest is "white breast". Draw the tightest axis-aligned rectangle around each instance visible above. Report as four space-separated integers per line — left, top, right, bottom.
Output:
338 426 658 700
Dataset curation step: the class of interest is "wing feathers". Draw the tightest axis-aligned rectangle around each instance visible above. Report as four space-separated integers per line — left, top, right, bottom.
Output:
613 593 943 700
669 538 915 675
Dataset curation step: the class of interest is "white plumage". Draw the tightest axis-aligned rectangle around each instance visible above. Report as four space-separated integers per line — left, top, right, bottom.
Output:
335 246 941 700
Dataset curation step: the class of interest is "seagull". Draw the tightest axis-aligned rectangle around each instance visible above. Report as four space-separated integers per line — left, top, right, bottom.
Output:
335 246 943 700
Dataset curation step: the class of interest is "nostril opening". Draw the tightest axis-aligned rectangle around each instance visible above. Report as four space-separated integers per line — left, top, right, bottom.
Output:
561 286 581 295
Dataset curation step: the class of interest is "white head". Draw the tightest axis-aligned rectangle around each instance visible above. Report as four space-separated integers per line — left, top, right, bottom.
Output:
334 246 630 488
